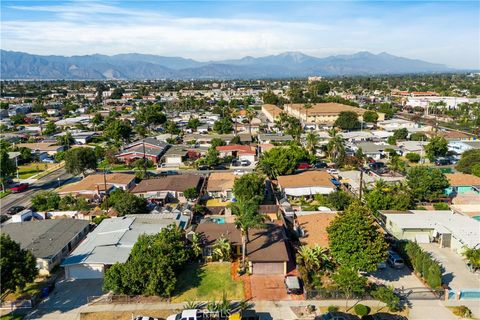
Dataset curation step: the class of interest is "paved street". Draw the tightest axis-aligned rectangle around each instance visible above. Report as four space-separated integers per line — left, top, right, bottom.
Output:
1 168 75 216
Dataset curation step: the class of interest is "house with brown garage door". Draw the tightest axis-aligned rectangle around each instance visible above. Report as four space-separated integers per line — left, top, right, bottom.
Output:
192 222 290 275
116 137 168 165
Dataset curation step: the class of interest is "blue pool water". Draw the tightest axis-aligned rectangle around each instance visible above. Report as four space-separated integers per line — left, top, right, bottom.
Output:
472 216 480 222
211 217 225 224
461 289 480 300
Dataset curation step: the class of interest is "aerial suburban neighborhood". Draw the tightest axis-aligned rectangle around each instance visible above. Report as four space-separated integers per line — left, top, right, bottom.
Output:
1 73 479 320
1 1 480 320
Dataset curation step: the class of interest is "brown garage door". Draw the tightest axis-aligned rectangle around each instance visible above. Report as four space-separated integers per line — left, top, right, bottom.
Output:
252 262 284 274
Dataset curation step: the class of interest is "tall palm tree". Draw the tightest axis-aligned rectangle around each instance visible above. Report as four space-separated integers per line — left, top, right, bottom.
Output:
246 107 255 135
230 199 265 270
212 237 231 262
326 128 345 165
230 109 239 135
305 132 319 155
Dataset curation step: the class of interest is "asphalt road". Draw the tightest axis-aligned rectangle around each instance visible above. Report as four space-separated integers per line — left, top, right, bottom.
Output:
1 168 75 215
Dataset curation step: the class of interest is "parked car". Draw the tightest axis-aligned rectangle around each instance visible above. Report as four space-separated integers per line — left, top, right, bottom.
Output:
296 162 312 170
211 165 228 170
240 159 251 167
387 250 405 269
377 261 387 270
42 157 55 163
320 312 349 320
368 162 385 170
234 169 246 176
435 158 452 166
314 161 328 169
167 309 204 320
231 160 241 167
229 310 260 320
159 170 178 176
198 165 209 171
6 206 25 215
10 183 29 193
326 168 339 175
284 276 302 294
134 317 160 320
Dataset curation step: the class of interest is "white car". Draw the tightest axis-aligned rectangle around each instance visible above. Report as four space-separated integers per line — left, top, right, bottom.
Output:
167 309 204 320
234 169 246 176
326 168 339 175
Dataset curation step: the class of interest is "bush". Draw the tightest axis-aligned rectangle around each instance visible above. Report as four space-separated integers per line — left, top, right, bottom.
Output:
327 305 339 313
354 304 370 317
451 305 472 318
370 285 401 312
433 202 449 210
406 152 421 163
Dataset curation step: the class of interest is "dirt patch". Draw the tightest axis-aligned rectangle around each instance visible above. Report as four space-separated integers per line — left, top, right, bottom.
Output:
80 310 174 320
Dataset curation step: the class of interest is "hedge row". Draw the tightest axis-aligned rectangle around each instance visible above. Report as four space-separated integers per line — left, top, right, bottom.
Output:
396 241 442 289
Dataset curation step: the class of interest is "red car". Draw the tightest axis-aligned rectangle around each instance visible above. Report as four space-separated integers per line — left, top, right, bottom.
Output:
296 163 312 170
10 183 29 193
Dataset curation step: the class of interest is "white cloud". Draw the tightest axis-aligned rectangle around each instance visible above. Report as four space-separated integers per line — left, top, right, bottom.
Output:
1 1 479 68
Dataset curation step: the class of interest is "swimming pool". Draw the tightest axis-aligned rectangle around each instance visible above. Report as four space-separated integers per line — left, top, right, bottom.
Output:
210 217 225 224
460 289 480 300
472 216 480 222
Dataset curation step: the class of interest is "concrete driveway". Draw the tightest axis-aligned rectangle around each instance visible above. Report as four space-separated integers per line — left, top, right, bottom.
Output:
369 265 425 290
420 243 480 290
25 279 103 319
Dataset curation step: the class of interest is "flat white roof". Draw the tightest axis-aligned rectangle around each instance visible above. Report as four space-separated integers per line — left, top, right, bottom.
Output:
385 210 480 248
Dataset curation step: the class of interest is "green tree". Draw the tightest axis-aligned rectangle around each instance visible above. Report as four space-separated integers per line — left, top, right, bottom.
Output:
326 129 346 165
110 87 125 99
18 147 33 163
31 191 61 211
43 121 57 135
0 150 16 189
107 189 148 216
406 166 449 202
392 128 409 141
365 181 414 212
425 136 448 161
472 163 480 177
334 111 360 130
0 234 37 294
332 266 367 310
59 194 90 211
212 237 232 262
184 187 199 200
200 147 220 167
363 110 379 123
103 225 189 296
213 118 233 134
164 120 180 134
327 202 388 272
233 173 264 204
135 104 167 130
64 147 98 177
256 145 312 179
456 150 480 174
406 152 421 163
56 132 75 149
103 120 133 144
410 132 427 141
371 285 400 312
210 138 226 148
305 132 319 154
275 113 302 141
187 118 201 130
230 199 265 271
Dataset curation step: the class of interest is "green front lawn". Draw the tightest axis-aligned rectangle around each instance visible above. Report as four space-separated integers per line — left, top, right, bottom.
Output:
17 163 57 179
0 190 12 198
172 262 244 302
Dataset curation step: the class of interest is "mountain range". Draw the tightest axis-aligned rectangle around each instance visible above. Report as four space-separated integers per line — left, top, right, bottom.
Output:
1 50 453 80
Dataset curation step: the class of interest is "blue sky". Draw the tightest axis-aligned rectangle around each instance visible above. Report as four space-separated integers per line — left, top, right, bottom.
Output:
1 1 479 68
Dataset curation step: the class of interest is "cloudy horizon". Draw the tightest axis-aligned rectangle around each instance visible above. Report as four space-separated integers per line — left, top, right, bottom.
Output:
1 1 479 69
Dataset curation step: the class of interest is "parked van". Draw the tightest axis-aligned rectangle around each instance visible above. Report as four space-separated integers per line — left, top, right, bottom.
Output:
387 250 405 269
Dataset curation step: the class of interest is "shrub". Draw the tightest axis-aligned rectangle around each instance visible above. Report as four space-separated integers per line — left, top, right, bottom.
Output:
370 285 401 312
433 202 449 210
354 304 370 317
406 152 421 163
451 305 472 318
328 305 339 312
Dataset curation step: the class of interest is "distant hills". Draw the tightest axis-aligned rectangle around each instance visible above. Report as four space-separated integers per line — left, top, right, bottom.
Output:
0 50 453 80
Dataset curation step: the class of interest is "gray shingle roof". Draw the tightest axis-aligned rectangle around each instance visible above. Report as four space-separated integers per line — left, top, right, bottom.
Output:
1 219 90 260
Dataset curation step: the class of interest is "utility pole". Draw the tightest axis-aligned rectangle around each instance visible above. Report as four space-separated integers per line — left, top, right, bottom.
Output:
103 165 109 212
142 139 147 178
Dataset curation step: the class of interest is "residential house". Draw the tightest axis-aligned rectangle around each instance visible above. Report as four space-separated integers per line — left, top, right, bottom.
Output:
162 145 206 167
183 134 252 146
397 141 428 156
381 210 480 254
57 173 136 202
354 142 401 160
445 173 480 197
193 222 290 274
216 145 256 164
258 133 293 144
117 137 168 164
1 219 90 275
16 142 64 156
62 216 174 279
448 140 480 155
131 174 203 204
277 171 336 197
206 172 236 200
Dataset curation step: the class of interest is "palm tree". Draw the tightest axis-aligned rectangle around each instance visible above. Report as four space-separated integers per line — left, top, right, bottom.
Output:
246 107 255 135
463 247 480 270
212 237 231 262
230 109 239 135
297 245 331 272
326 128 345 165
230 199 265 271
305 132 319 155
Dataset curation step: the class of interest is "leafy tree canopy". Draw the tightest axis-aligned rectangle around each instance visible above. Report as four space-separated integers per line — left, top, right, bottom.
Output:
363 110 379 123
456 149 480 174
64 147 98 177
406 166 449 202
107 189 148 216
334 111 361 130
256 145 313 179
233 173 264 204
213 118 233 134
327 202 388 272
425 136 448 162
